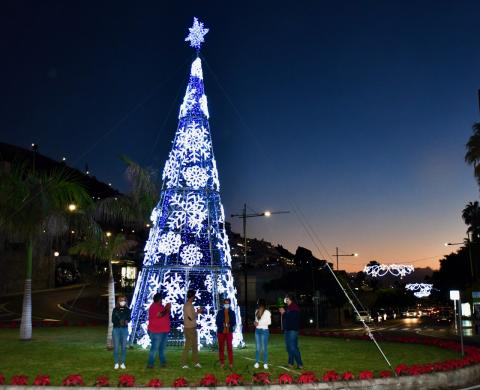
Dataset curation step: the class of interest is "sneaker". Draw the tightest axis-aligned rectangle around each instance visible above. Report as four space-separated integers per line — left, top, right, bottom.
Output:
182 365 189 369
160 363 166 368
263 364 269 370
297 365 304 370
120 364 126 370
194 363 202 368
114 364 119 370
254 362 259 369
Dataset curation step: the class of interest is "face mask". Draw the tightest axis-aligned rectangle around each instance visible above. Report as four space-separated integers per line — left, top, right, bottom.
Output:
224 304 230 309
119 301 126 307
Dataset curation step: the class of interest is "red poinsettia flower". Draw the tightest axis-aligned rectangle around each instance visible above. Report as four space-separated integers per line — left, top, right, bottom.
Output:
342 371 355 381
172 377 188 388
62 374 85 386
322 370 340 382
95 376 109 387
297 371 317 384
11 375 29 385
0 373 5 385
118 374 135 387
395 364 409 376
277 373 293 384
379 370 392 378
358 370 374 380
252 372 271 385
199 373 217 387
147 378 163 388
33 375 51 386
225 373 243 386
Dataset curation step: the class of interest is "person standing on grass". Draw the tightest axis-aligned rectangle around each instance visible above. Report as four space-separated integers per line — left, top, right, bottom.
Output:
253 298 271 370
147 293 171 368
279 293 303 369
181 289 203 369
215 297 236 369
112 295 131 370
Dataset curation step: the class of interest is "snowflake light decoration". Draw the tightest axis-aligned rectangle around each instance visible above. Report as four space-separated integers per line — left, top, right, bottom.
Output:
180 244 203 266
363 263 415 278
128 19 244 350
183 166 208 189
405 283 433 298
185 17 209 51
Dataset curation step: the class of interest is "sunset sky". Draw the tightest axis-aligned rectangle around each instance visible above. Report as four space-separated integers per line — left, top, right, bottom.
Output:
1 1 479 272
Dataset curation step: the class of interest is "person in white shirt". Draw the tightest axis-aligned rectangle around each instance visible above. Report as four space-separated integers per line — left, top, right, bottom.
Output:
253 298 271 369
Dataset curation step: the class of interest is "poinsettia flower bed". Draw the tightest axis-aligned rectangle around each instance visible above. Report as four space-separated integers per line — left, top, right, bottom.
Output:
94 376 109 387
62 374 84 387
252 372 271 385
118 374 135 387
198 374 217 387
225 373 243 386
10 375 28 385
146 378 163 388
33 375 51 386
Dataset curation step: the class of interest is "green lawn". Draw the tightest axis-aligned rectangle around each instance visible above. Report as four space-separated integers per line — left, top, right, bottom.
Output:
0 327 460 386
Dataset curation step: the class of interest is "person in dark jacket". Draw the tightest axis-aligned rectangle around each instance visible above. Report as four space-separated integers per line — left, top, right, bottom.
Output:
279 293 303 369
215 298 237 368
111 295 131 369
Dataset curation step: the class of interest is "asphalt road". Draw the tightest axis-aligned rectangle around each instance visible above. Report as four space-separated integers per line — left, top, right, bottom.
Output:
0 284 107 323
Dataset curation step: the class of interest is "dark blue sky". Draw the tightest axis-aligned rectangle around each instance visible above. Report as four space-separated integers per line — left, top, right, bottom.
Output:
1 1 479 270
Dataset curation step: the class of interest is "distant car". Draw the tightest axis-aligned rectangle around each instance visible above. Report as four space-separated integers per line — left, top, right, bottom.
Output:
406 309 417 317
355 311 373 323
436 309 453 323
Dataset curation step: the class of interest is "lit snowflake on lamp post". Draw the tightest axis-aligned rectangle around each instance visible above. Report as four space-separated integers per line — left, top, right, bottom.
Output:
363 263 415 278
185 17 209 52
405 283 433 298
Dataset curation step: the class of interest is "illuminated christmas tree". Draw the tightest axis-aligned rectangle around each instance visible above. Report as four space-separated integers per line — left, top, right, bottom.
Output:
128 18 244 348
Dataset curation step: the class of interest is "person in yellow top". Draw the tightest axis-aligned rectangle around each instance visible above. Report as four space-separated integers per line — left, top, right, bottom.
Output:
181 289 203 369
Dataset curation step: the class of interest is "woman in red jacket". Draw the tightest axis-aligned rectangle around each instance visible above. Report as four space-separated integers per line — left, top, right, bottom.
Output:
147 293 171 368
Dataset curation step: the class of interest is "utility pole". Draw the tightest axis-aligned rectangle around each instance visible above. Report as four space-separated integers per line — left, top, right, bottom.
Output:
231 205 289 330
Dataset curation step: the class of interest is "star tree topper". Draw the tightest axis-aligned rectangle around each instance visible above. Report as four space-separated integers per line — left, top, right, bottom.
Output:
185 17 209 51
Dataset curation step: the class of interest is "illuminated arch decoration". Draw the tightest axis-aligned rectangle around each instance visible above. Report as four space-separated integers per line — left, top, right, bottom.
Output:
128 18 244 349
363 264 415 278
405 283 433 298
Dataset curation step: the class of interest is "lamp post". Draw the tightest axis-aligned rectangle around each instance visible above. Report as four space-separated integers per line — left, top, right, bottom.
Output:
231 204 289 329
332 247 358 271
445 235 474 280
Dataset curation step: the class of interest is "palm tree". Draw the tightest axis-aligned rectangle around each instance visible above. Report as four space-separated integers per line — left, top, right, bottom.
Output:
465 122 480 185
69 233 137 349
0 163 91 340
462 201 480 240
95 156 159 229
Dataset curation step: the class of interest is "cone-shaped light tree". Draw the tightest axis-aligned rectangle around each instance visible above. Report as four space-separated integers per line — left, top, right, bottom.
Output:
128 18 244 348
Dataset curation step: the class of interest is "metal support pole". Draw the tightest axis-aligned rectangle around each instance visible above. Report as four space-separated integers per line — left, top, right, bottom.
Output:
243 204 248 330
458 299 464 357
336 247 339 271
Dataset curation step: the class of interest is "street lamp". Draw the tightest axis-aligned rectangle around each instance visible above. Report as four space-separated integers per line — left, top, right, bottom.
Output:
332 247 358 271
231 204 289 329
68 204 77 212
445 235 474 280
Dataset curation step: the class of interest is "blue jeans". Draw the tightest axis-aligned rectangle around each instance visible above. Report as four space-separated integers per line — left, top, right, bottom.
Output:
148 332 168 367
285 330 303 367
112 327 128 364
255 328 269 363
